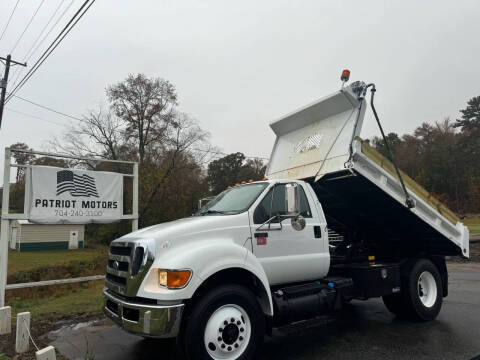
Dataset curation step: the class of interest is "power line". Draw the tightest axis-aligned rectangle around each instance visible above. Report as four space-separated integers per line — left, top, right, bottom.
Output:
6 93 270 160
5 0 95 103
192 148 269 160
5 107 65 126
22 0 67 61
10 0 74 88
0 0 21 43
9 93 83 121
10 0 47 54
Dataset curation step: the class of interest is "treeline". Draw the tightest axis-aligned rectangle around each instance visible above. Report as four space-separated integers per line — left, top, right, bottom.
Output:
6 74 479 245
371 96 480 214
6 74 266 245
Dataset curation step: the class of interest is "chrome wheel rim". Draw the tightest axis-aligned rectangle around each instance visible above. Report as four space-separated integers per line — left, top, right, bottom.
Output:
418 271 437 308
204 304 251 360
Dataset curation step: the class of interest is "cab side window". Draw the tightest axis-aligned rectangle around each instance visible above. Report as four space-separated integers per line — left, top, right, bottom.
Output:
253 184 312 224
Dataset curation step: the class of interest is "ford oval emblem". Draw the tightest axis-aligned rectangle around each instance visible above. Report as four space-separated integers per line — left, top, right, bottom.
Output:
113 261 120 270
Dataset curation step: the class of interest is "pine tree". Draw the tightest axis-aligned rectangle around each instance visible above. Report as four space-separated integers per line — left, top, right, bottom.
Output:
455 96 480 131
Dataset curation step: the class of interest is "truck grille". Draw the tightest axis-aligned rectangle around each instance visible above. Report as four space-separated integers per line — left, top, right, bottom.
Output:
105 242 133 295
110 246 133 256
106 272 127 286
105 240 154 297
108 259 129 272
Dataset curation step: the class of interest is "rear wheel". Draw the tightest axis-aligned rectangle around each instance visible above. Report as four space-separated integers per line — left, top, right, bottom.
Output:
383 259 443 321
184 284 265 360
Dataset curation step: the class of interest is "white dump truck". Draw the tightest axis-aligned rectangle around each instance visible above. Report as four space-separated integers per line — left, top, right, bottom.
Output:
103 71 470 360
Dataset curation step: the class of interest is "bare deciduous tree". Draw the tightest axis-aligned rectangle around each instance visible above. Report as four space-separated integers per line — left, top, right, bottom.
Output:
50 107 124 162
107 74 178 163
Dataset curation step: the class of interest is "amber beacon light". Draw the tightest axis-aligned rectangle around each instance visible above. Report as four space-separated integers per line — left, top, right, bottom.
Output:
341 69 350 82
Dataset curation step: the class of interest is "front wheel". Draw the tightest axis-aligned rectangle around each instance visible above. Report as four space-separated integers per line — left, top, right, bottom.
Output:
184 284 265 360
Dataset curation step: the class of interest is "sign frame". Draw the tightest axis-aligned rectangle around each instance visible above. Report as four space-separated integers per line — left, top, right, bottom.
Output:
0 147 139 307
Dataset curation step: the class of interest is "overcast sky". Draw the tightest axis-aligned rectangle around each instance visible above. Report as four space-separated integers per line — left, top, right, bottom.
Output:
1 0 479 184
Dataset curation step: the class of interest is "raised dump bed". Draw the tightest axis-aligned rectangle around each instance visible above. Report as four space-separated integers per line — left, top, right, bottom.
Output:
266 82 469 259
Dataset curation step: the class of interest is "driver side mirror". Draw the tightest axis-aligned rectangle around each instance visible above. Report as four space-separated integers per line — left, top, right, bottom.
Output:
284 183 300 216
285 183 306 231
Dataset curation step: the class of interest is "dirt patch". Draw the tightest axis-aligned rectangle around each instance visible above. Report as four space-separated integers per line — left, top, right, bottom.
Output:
0 313 102 360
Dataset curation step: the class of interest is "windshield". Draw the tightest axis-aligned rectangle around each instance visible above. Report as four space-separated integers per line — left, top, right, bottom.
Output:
198 183 268 215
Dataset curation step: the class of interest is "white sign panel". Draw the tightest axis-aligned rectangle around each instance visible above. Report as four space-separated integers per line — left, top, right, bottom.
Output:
29 166 123 224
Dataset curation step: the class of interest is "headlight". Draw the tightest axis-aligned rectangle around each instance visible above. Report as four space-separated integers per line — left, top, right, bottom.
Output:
158 269 192 289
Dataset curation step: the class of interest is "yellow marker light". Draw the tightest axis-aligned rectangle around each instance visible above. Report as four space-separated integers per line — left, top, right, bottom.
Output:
158 269 192 289
241 180 246 184
248 179 254 183
368 255 375 261
262 177 268 181
158 270 168 287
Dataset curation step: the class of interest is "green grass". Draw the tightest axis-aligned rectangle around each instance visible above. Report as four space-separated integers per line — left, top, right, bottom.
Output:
7 247 107 275
468 224 480 233
8 280 104 321
463 214 480 234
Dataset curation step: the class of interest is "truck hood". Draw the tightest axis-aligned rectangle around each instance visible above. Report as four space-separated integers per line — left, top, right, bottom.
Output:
115 212 252 252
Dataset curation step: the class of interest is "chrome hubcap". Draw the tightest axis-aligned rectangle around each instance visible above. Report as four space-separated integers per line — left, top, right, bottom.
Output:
418 271 437 308
204 304 251 359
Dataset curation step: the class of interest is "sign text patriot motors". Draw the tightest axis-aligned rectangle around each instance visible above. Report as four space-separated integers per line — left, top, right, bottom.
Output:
28 166 123 224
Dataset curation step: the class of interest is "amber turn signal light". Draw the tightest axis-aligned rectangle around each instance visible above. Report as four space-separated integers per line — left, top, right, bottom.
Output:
158 269 192 289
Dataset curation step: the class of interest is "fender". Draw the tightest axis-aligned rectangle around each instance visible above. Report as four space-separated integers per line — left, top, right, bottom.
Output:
137 239 274 315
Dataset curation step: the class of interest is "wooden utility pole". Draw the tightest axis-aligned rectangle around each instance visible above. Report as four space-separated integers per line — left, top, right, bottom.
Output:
0 55 27 128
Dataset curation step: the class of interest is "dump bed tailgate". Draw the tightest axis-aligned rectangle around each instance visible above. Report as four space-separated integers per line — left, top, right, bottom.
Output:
267 86 365 180
266 83 469 257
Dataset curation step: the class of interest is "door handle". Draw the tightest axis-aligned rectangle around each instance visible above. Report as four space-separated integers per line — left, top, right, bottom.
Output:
254 233 268 238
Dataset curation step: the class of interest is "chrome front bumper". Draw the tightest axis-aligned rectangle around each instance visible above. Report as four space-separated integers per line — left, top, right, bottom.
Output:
103 288 184 338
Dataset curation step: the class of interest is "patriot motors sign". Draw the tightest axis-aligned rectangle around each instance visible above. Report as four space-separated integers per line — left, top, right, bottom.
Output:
28 166 123 224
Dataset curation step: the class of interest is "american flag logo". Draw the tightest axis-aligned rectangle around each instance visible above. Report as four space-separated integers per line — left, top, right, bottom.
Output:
56 170 99 197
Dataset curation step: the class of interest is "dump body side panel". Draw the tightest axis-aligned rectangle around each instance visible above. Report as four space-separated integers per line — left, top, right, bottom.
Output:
266 82 469 258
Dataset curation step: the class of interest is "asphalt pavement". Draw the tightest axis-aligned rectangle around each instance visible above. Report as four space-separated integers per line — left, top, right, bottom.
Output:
49 263 480 360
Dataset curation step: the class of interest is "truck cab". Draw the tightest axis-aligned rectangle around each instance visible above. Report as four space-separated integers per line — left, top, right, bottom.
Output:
103 75 469 360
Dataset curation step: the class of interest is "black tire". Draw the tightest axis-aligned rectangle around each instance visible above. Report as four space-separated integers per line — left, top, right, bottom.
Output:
405 259 443 321
183 284 265 360
393 258 443 322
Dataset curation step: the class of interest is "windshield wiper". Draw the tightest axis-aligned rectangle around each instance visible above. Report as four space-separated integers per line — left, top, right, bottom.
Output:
200 209 226 216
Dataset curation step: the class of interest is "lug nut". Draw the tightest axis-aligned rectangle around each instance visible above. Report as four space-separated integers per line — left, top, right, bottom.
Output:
217 337 222 341
228 346 232 351
240 327 244 332
224 320 228 325
231 318 235 322
234 343 239 348
219 327 223 332
221 344 225 349
237 321 241 325
239 336 243 341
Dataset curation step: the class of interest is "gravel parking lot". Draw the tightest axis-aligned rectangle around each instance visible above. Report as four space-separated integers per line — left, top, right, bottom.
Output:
50 262 480 360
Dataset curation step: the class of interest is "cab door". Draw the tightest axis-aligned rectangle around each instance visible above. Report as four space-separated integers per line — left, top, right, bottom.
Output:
249 182 329 285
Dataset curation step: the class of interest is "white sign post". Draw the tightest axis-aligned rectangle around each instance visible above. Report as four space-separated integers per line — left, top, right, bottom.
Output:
0 148 139 307
0 148 11 308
